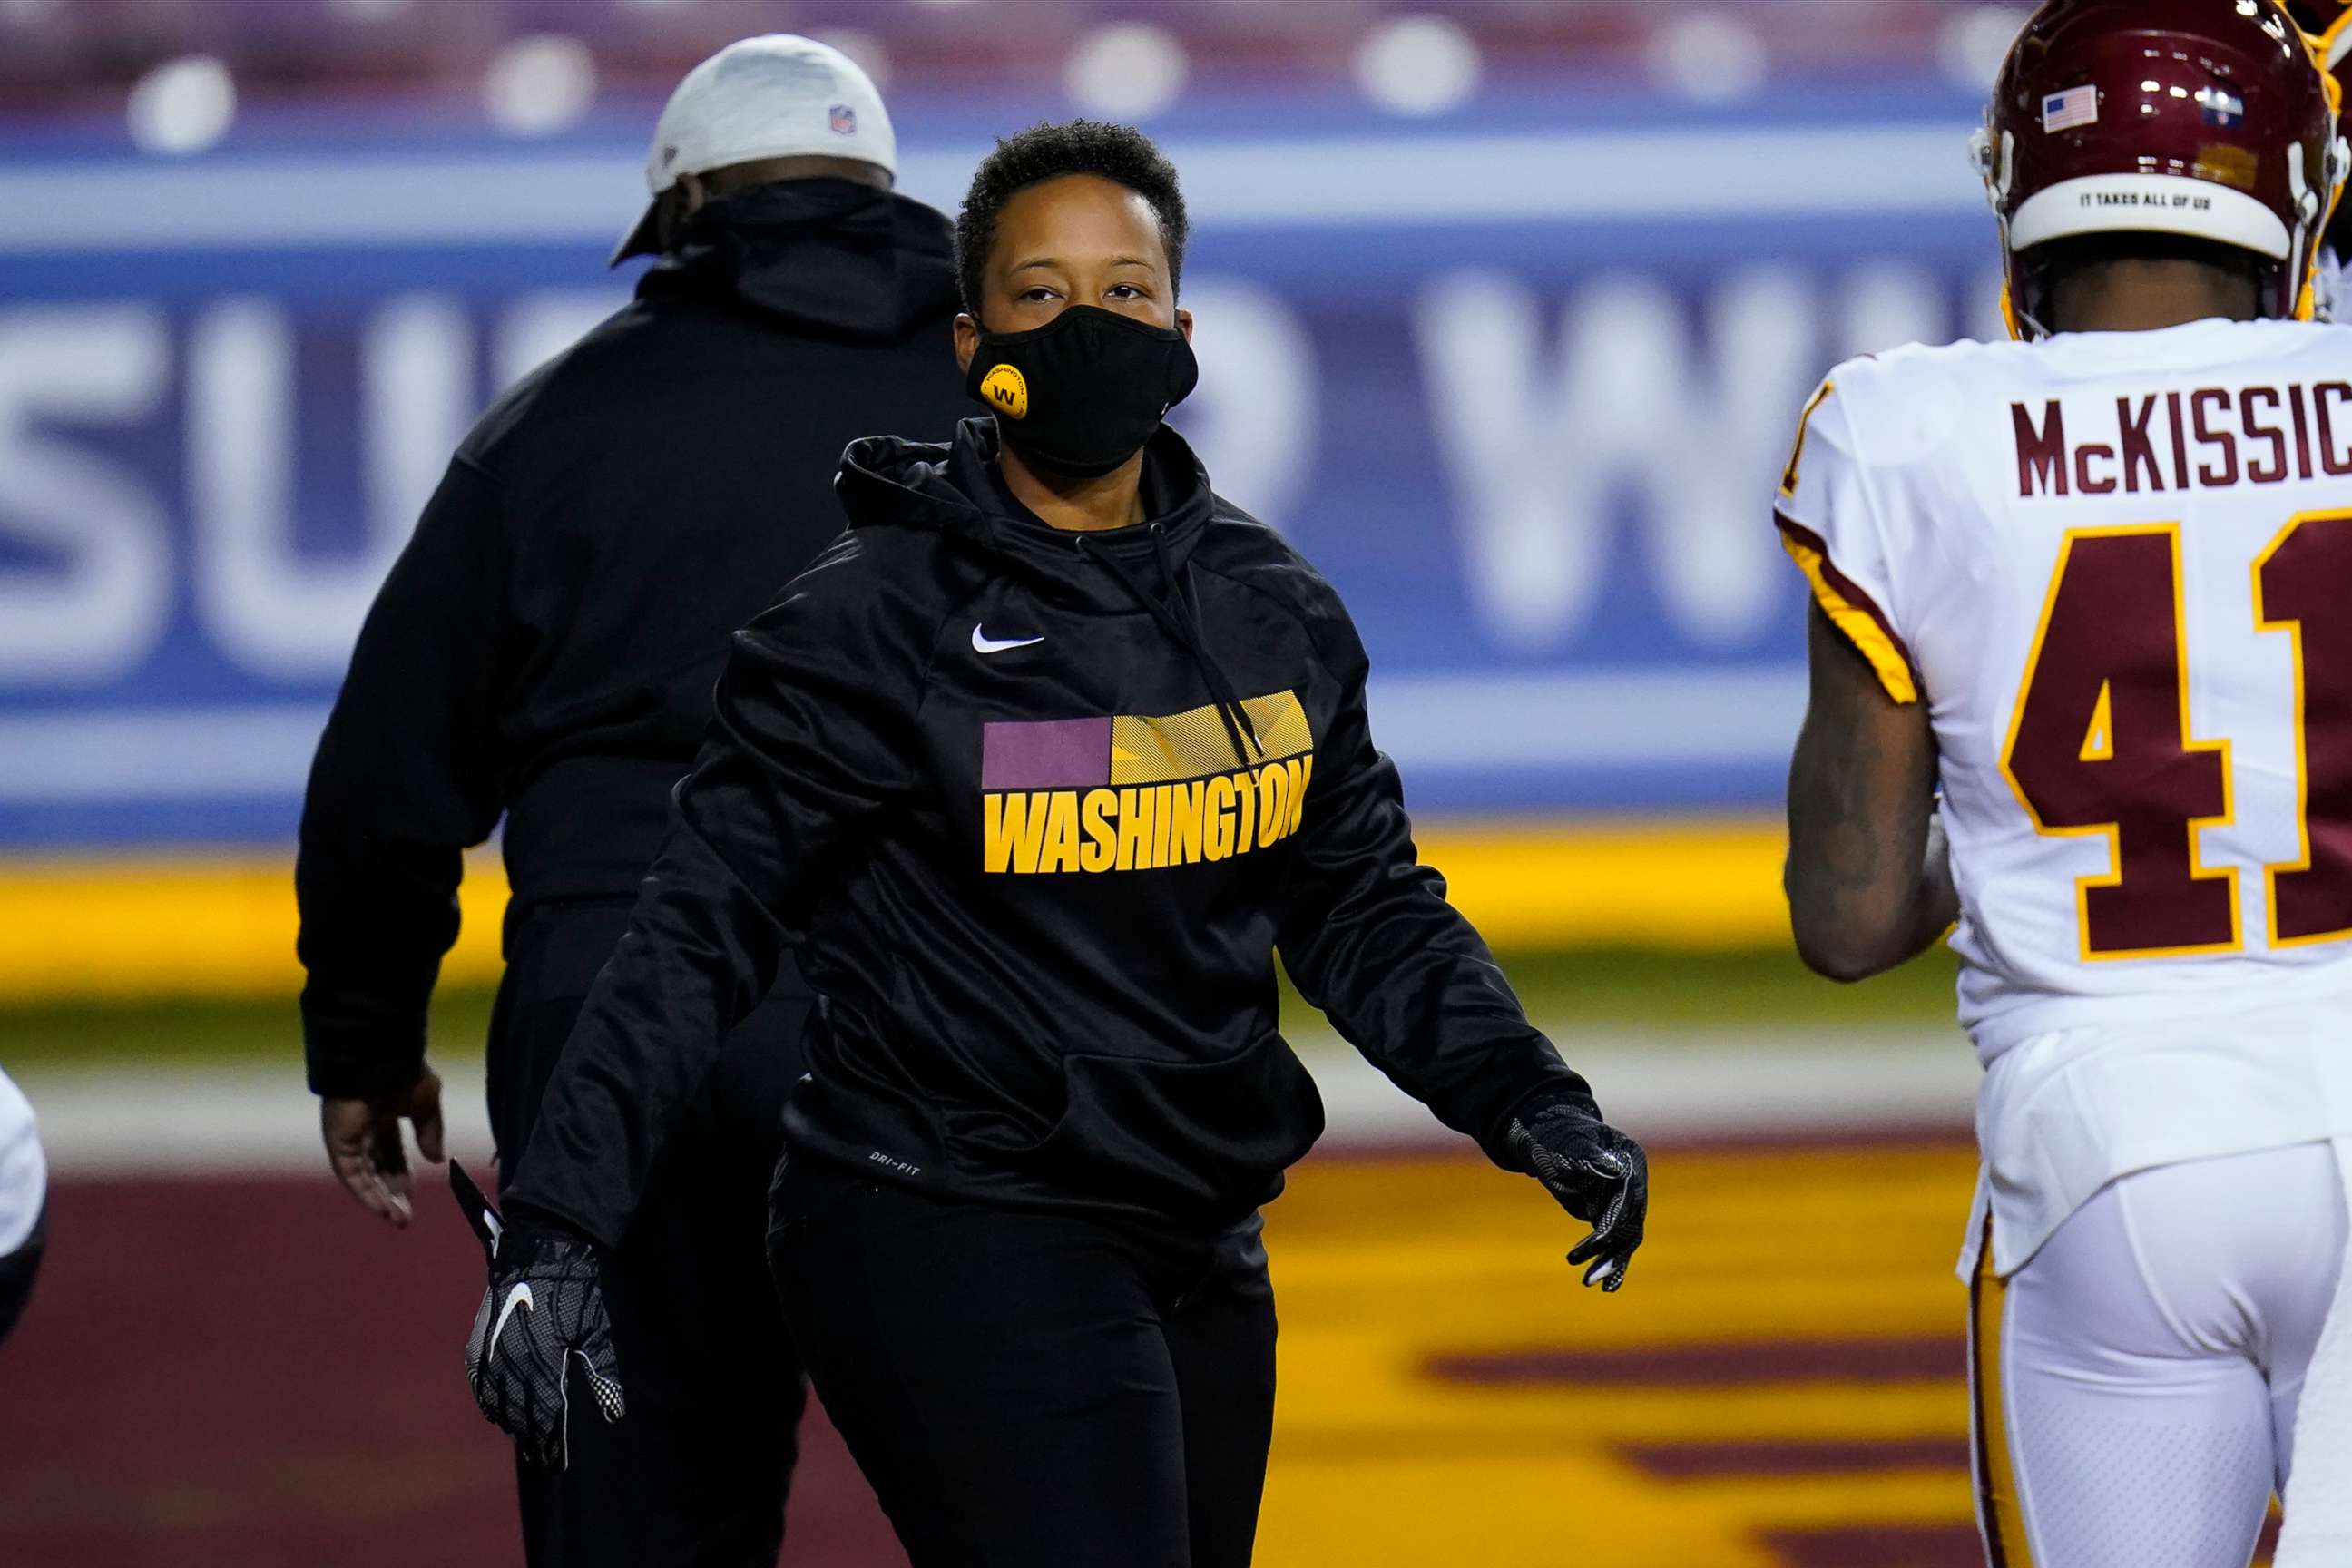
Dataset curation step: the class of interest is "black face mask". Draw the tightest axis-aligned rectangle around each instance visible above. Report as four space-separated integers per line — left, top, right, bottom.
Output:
964 305 1200 477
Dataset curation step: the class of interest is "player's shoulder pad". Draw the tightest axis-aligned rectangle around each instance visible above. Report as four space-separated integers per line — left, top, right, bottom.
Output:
1806 338 2024 476
2274 315 2352 372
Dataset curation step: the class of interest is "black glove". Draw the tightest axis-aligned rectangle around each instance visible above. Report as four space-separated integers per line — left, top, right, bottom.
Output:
453 1163 624 1469
1504 1089 1648 1291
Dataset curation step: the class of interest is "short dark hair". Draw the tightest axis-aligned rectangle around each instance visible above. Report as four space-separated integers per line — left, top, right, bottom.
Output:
955 120 1191 316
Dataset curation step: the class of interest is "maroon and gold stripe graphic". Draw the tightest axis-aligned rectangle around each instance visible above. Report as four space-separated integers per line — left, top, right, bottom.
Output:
1970 1218 2035 1568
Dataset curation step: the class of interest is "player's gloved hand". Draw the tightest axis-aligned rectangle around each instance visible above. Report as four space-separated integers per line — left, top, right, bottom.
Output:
1504 1087 1649 1291
453 1164 624 1470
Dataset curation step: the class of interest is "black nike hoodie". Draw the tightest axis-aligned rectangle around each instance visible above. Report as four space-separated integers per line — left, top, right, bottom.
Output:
505 417 1592 1245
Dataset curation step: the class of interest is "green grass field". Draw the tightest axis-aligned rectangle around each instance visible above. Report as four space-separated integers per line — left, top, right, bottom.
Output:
0 945 1962 1073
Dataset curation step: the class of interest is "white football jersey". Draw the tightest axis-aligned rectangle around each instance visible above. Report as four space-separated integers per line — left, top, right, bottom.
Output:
1780 318 2352 1271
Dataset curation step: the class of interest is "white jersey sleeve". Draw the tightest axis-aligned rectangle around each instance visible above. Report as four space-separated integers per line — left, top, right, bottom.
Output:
1773 372 1921 707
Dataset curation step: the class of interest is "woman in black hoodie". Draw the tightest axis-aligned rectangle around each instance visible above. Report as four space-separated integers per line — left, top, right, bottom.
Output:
466 122 1649 1567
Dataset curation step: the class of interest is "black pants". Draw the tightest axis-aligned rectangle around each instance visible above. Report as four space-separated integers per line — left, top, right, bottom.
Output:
767 1154 1278 1568
489 899 811 1568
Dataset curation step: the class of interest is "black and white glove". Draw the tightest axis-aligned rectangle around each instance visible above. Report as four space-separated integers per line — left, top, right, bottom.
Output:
453 1163 624 1470
1504 1089 1649 1292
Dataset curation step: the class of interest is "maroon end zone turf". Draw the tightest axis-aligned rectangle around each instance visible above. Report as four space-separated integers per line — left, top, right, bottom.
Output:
0 1175 906 1568
0 1139 2041 1568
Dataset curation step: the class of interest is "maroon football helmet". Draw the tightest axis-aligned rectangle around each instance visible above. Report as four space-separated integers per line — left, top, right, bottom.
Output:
1975 0 2347 335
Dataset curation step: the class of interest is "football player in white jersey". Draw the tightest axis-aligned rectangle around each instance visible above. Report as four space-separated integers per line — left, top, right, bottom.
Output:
1779 3 2352 1564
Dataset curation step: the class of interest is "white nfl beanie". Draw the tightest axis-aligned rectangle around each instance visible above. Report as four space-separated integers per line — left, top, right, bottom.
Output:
612 34 897 264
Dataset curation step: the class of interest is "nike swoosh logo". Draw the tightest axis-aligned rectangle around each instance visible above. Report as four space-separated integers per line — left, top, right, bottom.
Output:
489 1282 534 1360
972 625 1044 654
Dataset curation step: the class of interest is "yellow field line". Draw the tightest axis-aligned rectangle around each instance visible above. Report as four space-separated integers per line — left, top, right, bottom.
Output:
0 851 514 1001
1423 815 1788 947
0 816 1789 1000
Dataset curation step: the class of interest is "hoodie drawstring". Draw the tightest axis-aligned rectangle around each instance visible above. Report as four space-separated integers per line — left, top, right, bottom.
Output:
1083 527 1262 769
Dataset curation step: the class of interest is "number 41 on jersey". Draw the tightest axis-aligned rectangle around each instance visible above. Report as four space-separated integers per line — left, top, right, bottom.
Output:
2002 511 2352 959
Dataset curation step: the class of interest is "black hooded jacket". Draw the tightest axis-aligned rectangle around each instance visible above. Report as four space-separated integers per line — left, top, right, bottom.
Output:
504 418 1591 1245
298 180 970 1100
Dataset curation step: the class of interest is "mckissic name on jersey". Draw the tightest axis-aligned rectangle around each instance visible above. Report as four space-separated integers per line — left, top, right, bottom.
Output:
1778 317 2352 1276
2010 377 2352 498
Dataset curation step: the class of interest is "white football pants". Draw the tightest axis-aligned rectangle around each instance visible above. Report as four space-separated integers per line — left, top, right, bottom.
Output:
1970 1142 2349 1568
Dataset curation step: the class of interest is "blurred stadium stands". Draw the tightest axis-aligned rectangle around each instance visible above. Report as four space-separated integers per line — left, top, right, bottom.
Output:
5 2 2020 118
0 0 2034 997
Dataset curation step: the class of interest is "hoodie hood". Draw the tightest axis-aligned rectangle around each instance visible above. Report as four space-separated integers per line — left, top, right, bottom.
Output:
638 179 957 343
837 416 1218 605
838 416 1267 767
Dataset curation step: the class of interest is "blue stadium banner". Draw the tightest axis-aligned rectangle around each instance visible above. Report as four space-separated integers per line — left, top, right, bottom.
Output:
0 97 2002 848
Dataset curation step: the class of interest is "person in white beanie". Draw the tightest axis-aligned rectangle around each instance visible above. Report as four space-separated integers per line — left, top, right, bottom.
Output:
609 33 902 264
297 34 968 1565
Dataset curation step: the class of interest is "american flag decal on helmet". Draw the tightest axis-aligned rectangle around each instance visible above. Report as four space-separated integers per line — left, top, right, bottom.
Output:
2041 85 2099 132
